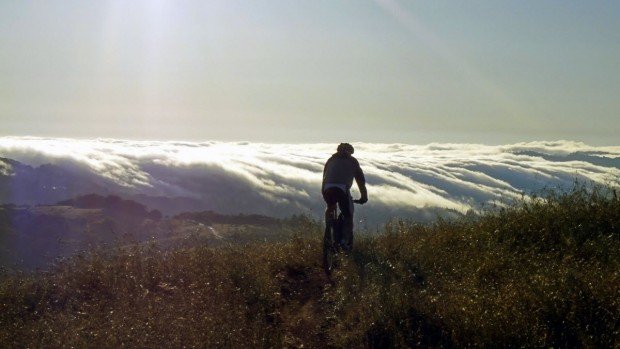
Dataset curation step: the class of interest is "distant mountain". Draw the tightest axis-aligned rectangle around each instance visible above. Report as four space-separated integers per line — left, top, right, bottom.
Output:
0 194 301 270
58 194 162 221
0 157 118 205
128 194 210 216
0 158 205 216
0 194 167 269
176 210 280 226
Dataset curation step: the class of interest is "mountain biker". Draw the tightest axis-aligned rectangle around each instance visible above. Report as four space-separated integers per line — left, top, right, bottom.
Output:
322 143 368 252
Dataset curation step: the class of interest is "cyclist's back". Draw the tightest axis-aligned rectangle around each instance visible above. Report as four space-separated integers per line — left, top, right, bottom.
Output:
322 143 367 252
323 152 362 190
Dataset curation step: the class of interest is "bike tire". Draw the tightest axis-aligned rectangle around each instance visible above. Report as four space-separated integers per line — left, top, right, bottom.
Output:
323 225 337 276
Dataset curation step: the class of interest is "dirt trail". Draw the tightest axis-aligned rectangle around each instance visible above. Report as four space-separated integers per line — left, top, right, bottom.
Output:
277 266 333 347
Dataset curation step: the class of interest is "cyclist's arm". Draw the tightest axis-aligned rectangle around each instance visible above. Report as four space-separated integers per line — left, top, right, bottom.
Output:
321 158 331 192
354 161 368 203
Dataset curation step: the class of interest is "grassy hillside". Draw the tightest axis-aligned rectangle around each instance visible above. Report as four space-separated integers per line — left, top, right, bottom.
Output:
1 186 618 347
0 200 308 270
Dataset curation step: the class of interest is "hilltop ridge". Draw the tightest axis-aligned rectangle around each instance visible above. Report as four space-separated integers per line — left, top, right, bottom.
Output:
0 194 303 270
1 185 618 347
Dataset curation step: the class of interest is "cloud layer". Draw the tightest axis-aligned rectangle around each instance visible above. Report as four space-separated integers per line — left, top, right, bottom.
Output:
1 137 619 224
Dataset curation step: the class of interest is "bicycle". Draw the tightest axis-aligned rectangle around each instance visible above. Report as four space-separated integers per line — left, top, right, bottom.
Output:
323 199 362 276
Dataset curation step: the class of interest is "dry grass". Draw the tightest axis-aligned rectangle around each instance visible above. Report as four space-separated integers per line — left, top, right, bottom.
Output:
1 185 619 347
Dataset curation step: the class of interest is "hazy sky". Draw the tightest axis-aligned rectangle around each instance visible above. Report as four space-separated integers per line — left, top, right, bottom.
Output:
1 1 619 144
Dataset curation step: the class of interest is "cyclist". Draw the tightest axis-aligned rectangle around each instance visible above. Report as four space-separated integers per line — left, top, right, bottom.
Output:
322 143 368 252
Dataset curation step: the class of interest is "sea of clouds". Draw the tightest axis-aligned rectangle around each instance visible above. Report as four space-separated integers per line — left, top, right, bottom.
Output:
1 137 619 225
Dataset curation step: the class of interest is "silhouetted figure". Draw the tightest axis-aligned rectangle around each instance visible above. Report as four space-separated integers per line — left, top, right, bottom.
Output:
322 143 368 252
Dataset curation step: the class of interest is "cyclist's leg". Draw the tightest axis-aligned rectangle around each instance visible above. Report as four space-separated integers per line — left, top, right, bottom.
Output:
338 192 354 252
322 188 339 228
322 189 340 274
325 203 337 227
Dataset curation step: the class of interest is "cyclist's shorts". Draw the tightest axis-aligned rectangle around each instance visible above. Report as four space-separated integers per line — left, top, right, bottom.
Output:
322 187 353 218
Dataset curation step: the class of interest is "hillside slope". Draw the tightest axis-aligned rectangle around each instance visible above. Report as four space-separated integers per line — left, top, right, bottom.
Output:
1 186 618 347
0 194 309 270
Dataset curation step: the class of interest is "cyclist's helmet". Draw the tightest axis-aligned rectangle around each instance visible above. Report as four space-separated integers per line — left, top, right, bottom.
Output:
337 143 354 155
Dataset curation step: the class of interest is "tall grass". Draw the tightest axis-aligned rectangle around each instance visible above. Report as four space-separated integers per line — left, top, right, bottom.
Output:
1 185 618 347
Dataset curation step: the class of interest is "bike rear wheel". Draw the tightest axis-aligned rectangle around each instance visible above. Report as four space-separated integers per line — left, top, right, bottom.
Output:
323 230 336 276
323 209 339 276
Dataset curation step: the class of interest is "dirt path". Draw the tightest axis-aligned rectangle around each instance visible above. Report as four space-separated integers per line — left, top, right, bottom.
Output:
277 266 333 347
